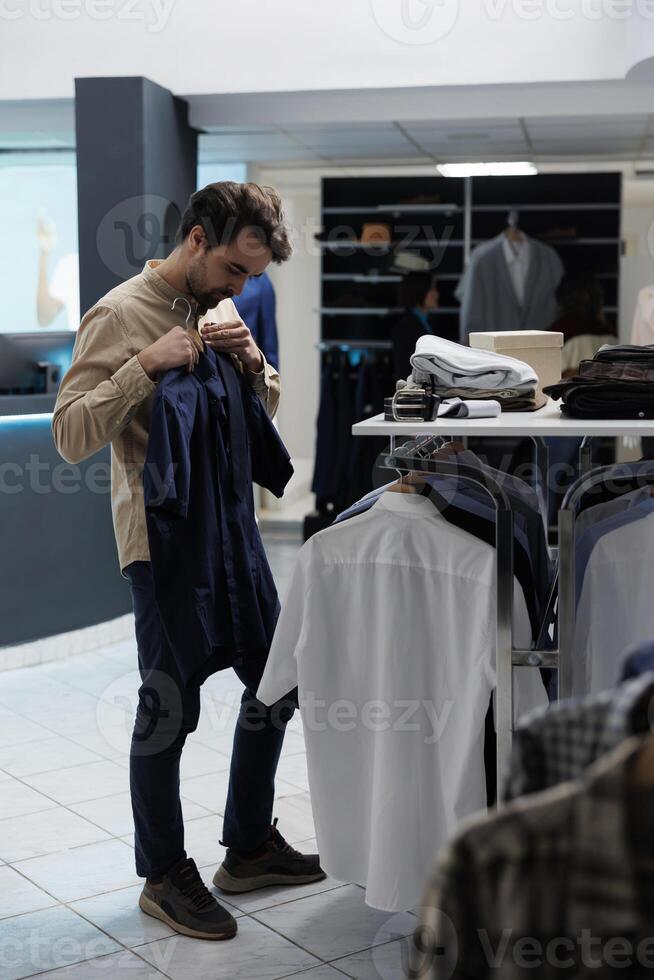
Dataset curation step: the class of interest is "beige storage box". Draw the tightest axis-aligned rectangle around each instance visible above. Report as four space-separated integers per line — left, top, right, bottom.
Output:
468 330 564 397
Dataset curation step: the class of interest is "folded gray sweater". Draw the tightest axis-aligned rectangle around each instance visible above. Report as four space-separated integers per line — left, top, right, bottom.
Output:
410 335 538 391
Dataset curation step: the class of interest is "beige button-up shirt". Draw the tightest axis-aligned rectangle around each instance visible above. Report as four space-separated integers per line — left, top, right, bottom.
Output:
52 260 280 574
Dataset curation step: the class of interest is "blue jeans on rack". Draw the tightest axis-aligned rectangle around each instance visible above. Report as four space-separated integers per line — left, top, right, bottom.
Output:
124 560 298 879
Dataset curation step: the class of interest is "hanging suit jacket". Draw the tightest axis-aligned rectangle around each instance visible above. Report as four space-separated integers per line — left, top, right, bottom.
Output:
458 234 564 342
143 345 293 686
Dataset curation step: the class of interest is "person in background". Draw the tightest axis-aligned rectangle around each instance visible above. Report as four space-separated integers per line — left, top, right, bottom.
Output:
391 271 439 381
233 269 279 370
36 218 80 330
548 271 617 378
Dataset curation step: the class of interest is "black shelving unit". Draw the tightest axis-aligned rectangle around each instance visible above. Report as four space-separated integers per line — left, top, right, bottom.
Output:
320 176 466 345
309 172 623 539
319 171 622 345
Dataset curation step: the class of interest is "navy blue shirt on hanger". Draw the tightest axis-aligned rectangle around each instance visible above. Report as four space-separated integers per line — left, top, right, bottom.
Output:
143 345 293 686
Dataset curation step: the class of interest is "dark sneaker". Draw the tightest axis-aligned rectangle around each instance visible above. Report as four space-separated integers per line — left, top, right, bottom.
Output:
213 818 327 894
139 855 237 940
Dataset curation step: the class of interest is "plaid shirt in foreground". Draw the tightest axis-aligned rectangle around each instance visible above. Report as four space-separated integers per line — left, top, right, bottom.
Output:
503 672 654 802
410 737 654 980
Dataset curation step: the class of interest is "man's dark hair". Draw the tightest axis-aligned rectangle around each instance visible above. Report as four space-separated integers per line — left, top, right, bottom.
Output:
177 181 292 263
399 271 436 310
555 271 603 323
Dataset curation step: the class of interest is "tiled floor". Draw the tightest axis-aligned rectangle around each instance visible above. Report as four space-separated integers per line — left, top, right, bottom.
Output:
0 531 416 979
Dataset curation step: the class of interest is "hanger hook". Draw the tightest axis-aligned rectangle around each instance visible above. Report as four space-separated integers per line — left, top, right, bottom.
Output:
171 296 193 329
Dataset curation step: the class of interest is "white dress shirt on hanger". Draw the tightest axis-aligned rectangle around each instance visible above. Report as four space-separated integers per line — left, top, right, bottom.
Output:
257 491 547 912
502 234 531 309
574 511 654 695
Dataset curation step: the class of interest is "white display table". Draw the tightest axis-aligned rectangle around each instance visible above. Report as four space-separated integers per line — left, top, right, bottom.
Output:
352 401 654 439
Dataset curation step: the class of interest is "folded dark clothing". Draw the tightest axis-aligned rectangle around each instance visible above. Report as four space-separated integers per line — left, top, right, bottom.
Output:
544 377 654 419
594 343 654 364
498 395 545 412
432 386 545 412
510 392 548 412
578 359 654 383
433 386 536 400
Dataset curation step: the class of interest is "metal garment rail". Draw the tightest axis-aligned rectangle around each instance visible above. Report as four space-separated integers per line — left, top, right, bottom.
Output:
384 446 557 792
558 460 654 698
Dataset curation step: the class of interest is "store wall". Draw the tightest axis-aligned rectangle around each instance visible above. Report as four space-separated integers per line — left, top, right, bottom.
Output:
3 2 654 101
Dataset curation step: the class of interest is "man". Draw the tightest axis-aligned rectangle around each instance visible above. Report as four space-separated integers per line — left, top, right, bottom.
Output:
52 182 324 942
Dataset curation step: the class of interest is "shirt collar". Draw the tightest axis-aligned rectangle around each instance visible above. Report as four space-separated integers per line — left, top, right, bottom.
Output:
372 489 438 518
502 234 530 265
142 259 201 314
143 259 207 353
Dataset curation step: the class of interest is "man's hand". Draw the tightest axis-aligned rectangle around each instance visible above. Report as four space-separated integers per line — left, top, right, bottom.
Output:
138 325 199 379
200 320 264 374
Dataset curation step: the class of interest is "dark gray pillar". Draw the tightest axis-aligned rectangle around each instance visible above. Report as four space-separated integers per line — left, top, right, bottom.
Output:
75 76 198 315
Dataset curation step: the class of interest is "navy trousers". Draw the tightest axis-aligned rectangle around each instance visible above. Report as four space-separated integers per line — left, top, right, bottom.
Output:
124 560 298 879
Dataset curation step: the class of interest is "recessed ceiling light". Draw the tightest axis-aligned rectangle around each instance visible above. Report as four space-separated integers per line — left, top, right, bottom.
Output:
436 162 538 177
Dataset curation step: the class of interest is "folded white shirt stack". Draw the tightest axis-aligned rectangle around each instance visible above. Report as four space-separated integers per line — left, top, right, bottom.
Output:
410 335 538 391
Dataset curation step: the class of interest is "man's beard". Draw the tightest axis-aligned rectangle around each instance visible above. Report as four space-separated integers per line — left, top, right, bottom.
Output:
185 253 231 312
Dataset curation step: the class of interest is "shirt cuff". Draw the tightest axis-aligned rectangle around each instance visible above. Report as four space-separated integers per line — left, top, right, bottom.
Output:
256 671 297 707
246 350 270 392
113 353 157 406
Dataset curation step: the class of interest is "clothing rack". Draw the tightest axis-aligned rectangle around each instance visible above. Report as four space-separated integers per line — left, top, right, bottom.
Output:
383 440 556 791
354 415 654 791
317 340 392 351
558 460 654 696
307 348 396 540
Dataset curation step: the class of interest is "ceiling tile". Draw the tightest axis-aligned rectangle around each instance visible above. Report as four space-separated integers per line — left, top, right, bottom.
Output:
200 132 298 151
322 145 424 161
526 117 647 140
202 147 323 163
